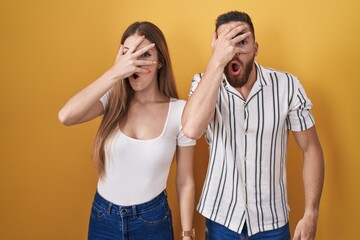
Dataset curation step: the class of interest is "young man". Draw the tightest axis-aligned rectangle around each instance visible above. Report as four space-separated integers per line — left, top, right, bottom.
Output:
182 11 324 240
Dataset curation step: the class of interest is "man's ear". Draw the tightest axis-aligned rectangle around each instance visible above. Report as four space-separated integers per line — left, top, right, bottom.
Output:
254 42 259 56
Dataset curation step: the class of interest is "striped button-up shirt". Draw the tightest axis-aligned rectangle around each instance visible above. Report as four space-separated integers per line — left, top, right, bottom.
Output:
189 62 315 236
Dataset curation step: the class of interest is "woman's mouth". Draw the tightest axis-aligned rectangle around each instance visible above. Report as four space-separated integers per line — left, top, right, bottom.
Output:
132 73 139 79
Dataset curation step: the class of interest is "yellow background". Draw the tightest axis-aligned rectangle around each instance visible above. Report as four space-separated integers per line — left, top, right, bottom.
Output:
1 0 359 239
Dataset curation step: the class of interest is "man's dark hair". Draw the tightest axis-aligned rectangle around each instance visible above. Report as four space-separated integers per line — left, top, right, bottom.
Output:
215 11 255 40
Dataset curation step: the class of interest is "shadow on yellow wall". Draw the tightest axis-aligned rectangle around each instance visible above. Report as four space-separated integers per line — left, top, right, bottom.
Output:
1 0 359 239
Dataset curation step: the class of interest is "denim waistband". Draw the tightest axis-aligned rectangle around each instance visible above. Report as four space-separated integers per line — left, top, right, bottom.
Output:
93 190 168 217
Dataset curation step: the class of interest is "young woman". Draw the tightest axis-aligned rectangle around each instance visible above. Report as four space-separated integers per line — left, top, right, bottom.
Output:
59 21 196 240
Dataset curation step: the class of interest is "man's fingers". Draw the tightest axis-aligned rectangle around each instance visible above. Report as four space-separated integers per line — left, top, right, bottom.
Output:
226 25 250 40
218 22 245 38
211 32 218 54
211 32 217 50
234 46 250 54
231 32 252 44
292 228 301 240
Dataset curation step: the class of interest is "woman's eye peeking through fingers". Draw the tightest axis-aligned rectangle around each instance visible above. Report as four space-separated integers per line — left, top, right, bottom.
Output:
140 51 151 58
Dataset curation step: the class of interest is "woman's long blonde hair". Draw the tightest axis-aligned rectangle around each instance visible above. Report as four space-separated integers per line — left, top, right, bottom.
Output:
93 22 178 177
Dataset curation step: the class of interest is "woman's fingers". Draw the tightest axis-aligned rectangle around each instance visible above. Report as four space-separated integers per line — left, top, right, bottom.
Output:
113 35 156 78
133 43 156 58
126 35 146 54
134 67 151 74
134 60 157 66
115 44 124 63
133 60 157 74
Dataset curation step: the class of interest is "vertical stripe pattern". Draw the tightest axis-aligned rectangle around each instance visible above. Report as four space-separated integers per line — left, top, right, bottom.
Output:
189 63 315 236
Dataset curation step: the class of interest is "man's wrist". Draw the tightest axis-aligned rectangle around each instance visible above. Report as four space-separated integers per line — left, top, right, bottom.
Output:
303 208 320 223
304 206 319 217
208 56 226 71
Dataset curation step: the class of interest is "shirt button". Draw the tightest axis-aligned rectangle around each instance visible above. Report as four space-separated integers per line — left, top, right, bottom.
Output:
243 156 247 161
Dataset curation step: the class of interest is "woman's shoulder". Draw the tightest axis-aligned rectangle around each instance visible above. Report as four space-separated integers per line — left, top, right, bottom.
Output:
170 98 187 110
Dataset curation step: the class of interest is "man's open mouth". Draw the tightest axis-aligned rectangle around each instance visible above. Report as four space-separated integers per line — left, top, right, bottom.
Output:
229 61 241 75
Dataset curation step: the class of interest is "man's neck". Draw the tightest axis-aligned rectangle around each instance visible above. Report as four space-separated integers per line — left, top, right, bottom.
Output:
235 64 257 100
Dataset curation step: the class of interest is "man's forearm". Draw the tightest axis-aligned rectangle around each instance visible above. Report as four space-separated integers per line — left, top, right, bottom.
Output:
302 146 324 218
182 59 224 139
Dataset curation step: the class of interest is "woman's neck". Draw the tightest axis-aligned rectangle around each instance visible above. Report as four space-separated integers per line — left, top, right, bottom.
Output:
133 88 168 104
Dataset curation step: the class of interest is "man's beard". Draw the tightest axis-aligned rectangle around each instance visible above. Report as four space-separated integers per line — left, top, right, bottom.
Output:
224 56 255 88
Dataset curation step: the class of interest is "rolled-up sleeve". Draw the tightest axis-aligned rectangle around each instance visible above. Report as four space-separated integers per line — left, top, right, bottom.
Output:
177 125 196 146
188 73 202 98
287 80 315 131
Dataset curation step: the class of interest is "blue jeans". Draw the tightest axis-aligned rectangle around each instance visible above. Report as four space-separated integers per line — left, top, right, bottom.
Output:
88 191 174 240
206 218 290 240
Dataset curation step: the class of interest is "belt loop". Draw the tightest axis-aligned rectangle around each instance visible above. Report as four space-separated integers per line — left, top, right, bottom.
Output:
106 202 113 215
132 205 137 217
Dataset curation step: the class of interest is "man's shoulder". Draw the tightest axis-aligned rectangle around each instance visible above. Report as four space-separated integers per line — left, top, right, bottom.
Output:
192 73 204 82
258 64 293 76
257 63 299 84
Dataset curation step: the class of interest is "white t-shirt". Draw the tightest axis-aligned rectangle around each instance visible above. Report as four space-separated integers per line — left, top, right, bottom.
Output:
97 95 195 206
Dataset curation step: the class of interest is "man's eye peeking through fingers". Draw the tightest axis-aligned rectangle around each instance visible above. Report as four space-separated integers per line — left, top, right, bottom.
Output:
232 32 250 46
240 40 248 45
